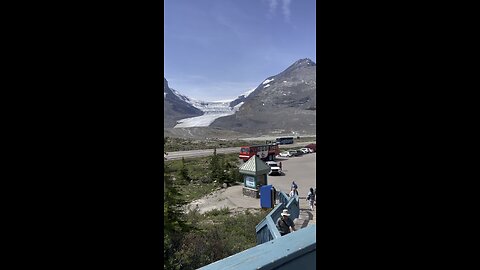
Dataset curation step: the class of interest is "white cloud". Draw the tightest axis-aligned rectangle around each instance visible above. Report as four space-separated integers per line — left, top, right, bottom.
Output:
268 0 278 13
282 0 291 22
265 0 291 22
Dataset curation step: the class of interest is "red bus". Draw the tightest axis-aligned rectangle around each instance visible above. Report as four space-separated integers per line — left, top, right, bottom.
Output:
239 143 280 162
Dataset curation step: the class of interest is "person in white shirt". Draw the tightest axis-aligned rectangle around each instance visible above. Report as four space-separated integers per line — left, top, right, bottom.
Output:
289 187 298 197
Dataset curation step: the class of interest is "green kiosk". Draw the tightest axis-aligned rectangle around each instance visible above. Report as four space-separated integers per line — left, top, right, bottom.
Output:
239 155 270 198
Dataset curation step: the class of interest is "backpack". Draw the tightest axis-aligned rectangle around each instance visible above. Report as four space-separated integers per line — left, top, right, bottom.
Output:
307 193 313 201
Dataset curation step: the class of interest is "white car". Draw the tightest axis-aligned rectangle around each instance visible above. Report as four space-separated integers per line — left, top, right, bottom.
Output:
265 161 282 176
279 151 292 157
300 148 310 154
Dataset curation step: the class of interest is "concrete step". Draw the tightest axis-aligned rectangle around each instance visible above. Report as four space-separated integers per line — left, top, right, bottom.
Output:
294 197 316 229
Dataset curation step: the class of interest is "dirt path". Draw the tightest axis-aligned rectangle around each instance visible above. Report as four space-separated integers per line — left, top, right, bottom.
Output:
186 185 262 214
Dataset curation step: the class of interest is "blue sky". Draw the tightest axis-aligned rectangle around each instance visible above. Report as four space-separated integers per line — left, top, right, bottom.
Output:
164 0 316 101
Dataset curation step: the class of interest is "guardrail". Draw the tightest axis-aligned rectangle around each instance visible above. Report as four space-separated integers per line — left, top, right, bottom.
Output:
255 191 300 245
199 190 316 269
278 190 290 206
255 203 283 244
199 225 316 270
286 194 300 220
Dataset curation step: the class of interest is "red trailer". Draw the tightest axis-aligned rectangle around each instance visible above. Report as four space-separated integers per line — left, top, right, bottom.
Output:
239 143 279 162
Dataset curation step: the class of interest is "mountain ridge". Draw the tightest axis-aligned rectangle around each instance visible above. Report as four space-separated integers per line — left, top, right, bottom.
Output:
210 58 316 135
164 58 316 135
164 78 204 128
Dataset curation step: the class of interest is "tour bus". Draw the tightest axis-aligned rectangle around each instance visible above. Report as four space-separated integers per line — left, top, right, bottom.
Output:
239 143 280 162
275 137 294 145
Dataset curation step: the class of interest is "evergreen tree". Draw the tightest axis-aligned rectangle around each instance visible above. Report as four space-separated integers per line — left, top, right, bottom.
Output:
164 165 188 233
179 157 191 184
209 147 221 183
230 167 243 183
220 157 230 184
164 143 191 269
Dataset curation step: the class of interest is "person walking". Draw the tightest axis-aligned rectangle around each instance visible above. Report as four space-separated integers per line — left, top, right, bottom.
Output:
291 180 298 190
307 187 315 211
279 162 282 170
276 209 296 236
289 187 298 197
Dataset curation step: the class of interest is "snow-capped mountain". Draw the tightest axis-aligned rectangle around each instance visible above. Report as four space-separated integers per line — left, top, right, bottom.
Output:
174 88 257 128
229 87 255 108
210 58 316 135
164 79 256 128
166 58 316 134
164 78 204 128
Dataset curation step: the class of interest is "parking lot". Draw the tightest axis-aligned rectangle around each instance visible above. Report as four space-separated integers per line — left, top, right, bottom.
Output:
186 151 316 213
267 152 316 197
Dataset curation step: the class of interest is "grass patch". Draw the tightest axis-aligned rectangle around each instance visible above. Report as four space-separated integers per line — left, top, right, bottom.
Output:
165 137 265 152
177 182 218 203
293 136 316 143
165 153 244 203
164 149 273 269
204 207 231 217
164 136 315 152
172 207 270 269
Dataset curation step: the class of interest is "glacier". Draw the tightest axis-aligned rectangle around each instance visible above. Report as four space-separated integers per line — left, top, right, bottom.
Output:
172 88 254 128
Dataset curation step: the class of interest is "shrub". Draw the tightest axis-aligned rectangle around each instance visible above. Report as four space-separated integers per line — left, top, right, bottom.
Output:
204 207 230 217
167 208 269 269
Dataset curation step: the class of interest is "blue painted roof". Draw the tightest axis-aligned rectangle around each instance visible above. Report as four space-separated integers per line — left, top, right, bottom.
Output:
198 225 316 270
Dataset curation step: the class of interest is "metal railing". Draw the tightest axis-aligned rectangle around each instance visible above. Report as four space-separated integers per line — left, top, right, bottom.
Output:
286 194 300 220
255 191 301 245
199 225 316 270
199 190 316 269
255 203 283 244
278 190 290 206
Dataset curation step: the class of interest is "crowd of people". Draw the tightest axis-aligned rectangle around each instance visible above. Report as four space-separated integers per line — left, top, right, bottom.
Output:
289 180 316 210
275 180 317 236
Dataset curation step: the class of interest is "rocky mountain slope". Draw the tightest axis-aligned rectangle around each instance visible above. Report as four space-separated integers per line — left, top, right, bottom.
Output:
164 78 204 128
210 58 316 135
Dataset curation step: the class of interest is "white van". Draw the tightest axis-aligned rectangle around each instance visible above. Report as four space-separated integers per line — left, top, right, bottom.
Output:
265 161 282 176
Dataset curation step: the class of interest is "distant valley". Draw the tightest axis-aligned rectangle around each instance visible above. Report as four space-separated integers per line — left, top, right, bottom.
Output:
164 58 316 137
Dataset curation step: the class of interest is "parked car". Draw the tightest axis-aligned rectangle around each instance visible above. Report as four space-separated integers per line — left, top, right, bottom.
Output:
300 148 310 154
279 151 292 157
288 150 300 156
265 161 282 176
289 150 303 156
305 143 316 152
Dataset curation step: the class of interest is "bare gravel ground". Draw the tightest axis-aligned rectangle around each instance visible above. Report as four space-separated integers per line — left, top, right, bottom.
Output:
186 185 261 214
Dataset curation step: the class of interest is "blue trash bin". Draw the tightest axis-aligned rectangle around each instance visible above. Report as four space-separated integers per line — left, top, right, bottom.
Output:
260 185 273 208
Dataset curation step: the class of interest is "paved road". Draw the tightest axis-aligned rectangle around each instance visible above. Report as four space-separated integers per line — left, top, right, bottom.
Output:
165 142 315 161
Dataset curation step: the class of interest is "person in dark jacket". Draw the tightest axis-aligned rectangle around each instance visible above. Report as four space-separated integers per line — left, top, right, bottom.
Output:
291 180 298 190
307 187 315 211
276 209 296 236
